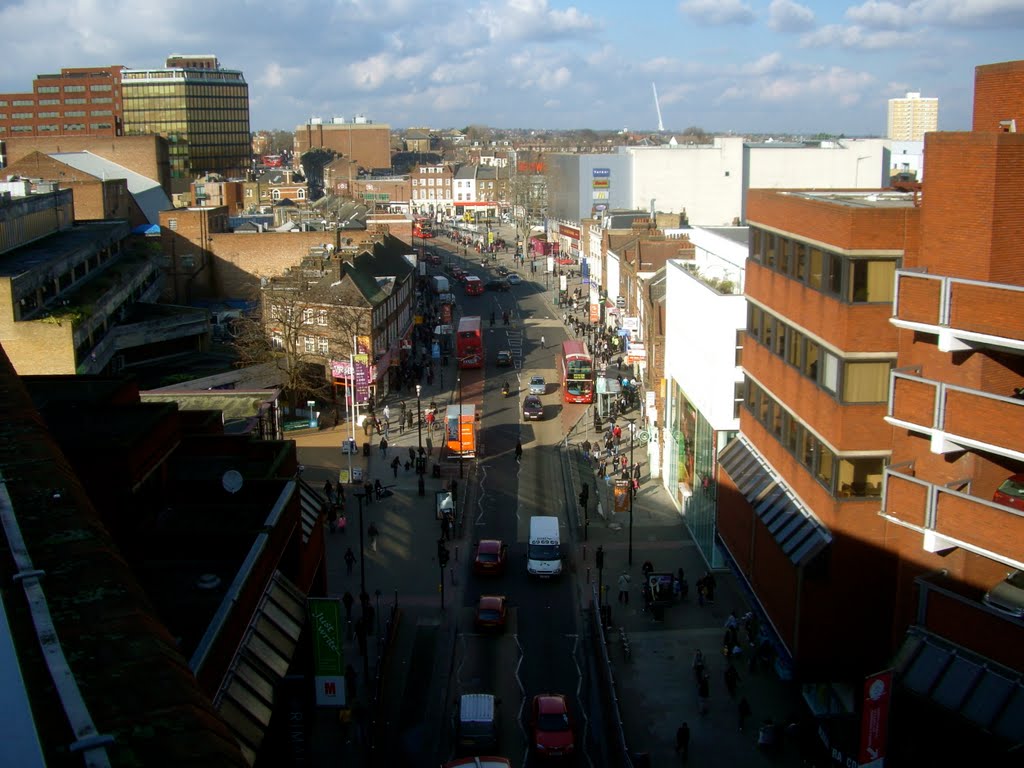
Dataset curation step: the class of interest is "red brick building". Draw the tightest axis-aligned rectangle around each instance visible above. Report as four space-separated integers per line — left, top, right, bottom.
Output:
719 59 1024 764
0 65 124 140
293 120 392 172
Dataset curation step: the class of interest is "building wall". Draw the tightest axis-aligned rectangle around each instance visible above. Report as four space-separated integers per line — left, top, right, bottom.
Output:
626 139 745 226
0 65 124 140
887 94 939 141
293 123 392 170
745 139 890 194
972 59 1024 132
4 134 171 195
545 153 631 221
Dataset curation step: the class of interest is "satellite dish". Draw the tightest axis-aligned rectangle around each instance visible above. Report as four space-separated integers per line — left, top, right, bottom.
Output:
222 470 244 494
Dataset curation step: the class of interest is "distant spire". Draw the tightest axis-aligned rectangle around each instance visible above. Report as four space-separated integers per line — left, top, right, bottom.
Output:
652 83 664 132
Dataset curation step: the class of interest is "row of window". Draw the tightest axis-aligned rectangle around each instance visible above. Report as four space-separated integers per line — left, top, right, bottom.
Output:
303 309 330 325
747 303 893 403
749 227 899 303
411 178 451 186
745 377 887 499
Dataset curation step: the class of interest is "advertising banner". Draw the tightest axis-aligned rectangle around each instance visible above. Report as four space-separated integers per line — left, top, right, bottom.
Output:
858 670 893 768
613 480 630 513
592 191 610 200
308 598 345 707
592 168 611 178
592 179 609 189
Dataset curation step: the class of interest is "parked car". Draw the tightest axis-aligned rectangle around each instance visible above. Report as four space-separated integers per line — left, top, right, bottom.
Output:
497 265 510 276
529 375 546 395
983 570 1024 618
506 273 522 285
530 694 575 758
522 395 544 421
475 595 508 632
496 350 513 367
473 539 508 576
993 473 1024 511
485 279 511 292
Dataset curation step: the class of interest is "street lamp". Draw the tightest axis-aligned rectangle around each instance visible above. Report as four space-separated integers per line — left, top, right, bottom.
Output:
625 417 637 566
416 383 423 454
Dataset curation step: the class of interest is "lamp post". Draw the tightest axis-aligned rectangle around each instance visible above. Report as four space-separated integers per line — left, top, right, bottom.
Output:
416 383 423 454
625 417 637 566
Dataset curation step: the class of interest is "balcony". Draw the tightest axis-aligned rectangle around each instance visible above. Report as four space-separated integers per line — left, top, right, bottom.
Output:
891 270 1024 353
886 369 1024 461
881 465 1024 570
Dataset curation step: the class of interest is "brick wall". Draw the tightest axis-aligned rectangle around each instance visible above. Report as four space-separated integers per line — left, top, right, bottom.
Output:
293 124 392 170
5 134 171 196
972 59 1024 132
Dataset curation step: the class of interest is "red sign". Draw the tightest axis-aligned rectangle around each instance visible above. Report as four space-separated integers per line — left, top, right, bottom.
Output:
858 669 892 767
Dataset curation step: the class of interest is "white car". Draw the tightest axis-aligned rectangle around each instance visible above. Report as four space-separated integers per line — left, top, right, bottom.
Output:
529 375 546 395
506 273 522 285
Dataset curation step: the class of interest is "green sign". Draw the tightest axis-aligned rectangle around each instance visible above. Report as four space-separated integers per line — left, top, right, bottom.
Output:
362 192 391 202
308 598 344 676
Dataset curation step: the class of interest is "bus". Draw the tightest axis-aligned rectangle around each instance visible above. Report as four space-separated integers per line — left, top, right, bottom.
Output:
559 340 594 404
456 316 483 368
413 218 434 238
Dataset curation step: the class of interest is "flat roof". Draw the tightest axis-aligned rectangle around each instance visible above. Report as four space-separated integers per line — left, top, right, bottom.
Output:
0 221 130 278
780 190 917 209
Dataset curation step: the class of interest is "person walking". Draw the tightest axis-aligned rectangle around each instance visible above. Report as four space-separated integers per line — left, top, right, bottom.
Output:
323 478 335 506
675 722 690 759
738 696 752 732
379 436 388 460
368 522 379 552
344 547 356 575
342 590 355 621
540 335 546 349
326 503 338 534
363 480 374 505
514 439 523 463
391 456 400 478
374 479 384 501
617 572 631 604
697 672 710 715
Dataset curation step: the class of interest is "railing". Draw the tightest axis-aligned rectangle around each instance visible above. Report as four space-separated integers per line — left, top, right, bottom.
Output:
882 467 1024 570
888 369 1024 459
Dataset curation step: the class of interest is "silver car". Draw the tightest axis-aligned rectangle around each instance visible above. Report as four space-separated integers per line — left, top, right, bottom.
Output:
528 375 546 395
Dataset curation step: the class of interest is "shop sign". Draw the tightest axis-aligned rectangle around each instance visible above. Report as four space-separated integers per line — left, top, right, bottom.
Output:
558 224 580 239
592 191 609 200
621 316 639 332
592 179 609 189
592 168 611 178
308 598 345 707
858 670 892 768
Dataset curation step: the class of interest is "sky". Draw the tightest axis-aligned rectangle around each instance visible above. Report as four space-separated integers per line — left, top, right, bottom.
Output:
1 0 1022 136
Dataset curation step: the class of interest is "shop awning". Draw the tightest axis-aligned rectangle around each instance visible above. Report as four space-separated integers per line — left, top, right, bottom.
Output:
718 437 831 566
894 626 1024 745
213 571 307 765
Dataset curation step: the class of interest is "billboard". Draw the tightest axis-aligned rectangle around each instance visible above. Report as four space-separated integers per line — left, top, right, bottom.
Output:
308 598 345 707
858 670 893 768
592 168 611 177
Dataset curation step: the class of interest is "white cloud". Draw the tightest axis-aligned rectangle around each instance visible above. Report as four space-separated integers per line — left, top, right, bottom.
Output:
478 0 598 41
346 52 432 91
756 66 875 107
256 62 301 90
768 0 816 33
743 52 783 77
846 0 1024 29
678 0 755 26
799 23 918 50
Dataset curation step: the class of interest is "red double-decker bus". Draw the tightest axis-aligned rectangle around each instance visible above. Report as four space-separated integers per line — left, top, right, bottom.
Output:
559 340 594 403
413 218 434 238
456 316 484 368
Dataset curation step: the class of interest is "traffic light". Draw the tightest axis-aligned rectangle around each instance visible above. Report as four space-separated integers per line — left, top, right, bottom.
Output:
596 545 605 571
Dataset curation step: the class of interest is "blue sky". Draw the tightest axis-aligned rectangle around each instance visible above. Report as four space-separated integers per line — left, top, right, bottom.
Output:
1 0 1022 135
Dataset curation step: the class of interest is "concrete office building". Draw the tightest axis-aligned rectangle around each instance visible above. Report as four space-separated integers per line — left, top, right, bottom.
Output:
887 91 939 141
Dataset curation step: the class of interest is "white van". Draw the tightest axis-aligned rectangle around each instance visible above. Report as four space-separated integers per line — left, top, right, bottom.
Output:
456 693 498 753
527 516 562 578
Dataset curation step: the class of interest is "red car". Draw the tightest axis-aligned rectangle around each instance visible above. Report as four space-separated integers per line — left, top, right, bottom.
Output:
475 595 507 632
530 694 575 758
993 473 1024 511
473 539 508 576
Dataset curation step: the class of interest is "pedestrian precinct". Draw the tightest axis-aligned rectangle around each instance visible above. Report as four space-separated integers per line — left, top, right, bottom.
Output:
344 547 356 575
675 722 690 759
368 522 379 552
617 572 631 604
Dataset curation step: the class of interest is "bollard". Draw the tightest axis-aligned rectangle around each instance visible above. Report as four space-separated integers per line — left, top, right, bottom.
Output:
587 566 591 585
449 566 456 586
454 545 459 562
582 544 587 562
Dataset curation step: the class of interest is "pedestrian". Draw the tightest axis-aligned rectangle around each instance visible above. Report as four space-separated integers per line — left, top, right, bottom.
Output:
675 722 690 759
326 503 338 534
323 478 335 505
382 404 390 423
540 335 545 348
364 480 374 505
338 512 347 533
344 547 356 575
641 560 654 581
368 522 379 552
515 439 523 463
617 572 631 604
641 582 652 612
705 571 717 603
391 456 400 478
725 664 740 698
738 697 752 732
374 478 383 500
697 672 710 714
379 436 388 459
408 446 416 464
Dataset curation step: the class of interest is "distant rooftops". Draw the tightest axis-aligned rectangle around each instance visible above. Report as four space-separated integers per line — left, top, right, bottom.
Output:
782 190 918 208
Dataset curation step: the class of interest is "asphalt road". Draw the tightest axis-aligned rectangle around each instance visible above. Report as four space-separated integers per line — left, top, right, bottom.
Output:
435 234 592 767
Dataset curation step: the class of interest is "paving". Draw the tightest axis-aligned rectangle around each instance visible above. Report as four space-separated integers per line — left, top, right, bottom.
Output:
294 229 807 767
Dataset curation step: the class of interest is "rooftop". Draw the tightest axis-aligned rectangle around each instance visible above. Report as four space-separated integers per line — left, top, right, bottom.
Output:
782 190 918 209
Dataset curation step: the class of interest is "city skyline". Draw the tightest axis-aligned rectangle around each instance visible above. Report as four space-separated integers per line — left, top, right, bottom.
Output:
1 0 1022 135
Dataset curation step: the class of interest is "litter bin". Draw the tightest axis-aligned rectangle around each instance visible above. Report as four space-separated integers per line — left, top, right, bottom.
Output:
362 442 371 457
432 464 441 479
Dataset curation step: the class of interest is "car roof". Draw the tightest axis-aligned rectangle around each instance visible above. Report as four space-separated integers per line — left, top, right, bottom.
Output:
525 395 541 404
530 375 544 382
477 539 502 553
535 694 567 713
479 595 505 609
